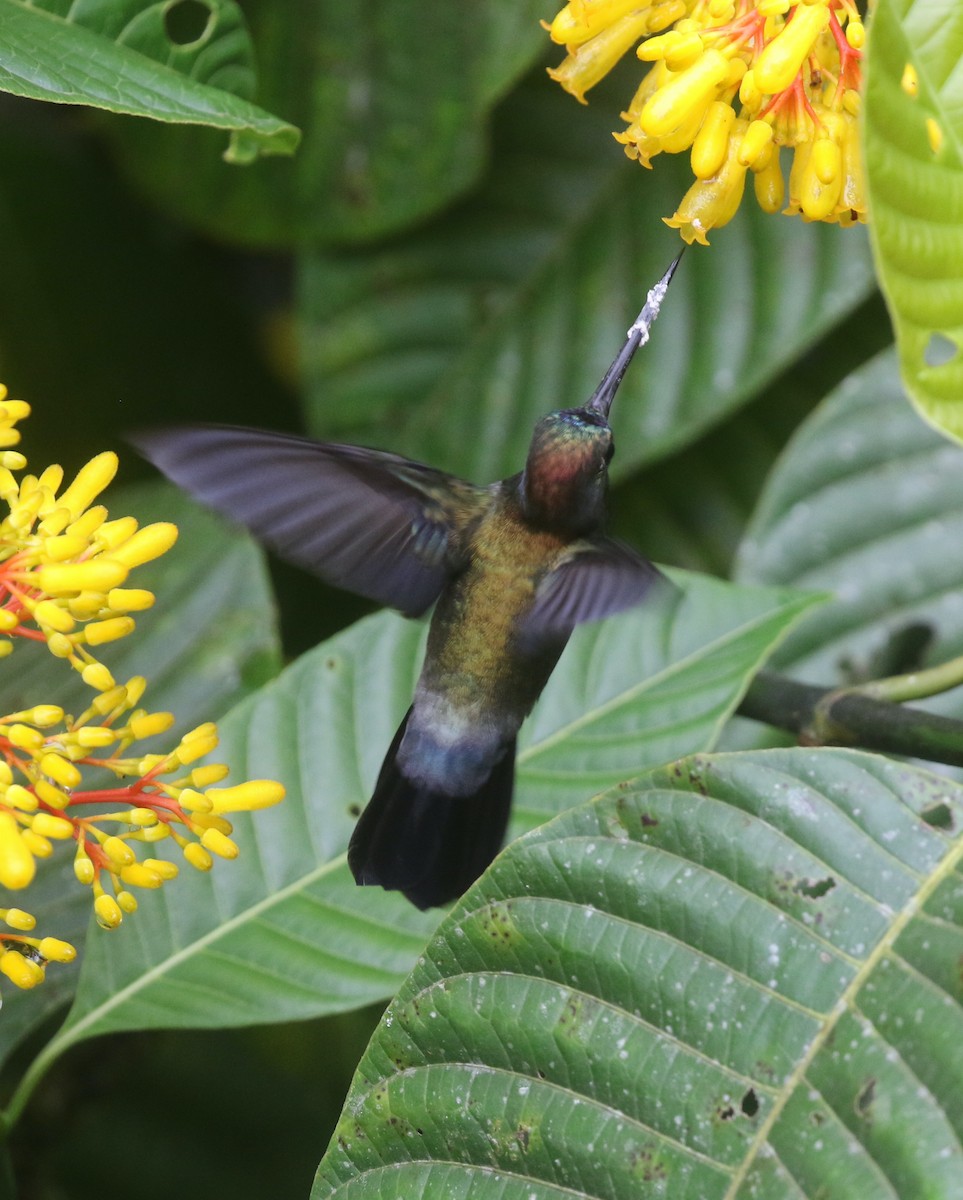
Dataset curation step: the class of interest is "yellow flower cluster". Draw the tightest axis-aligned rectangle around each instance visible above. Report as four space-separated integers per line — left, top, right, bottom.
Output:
546 0 866 244
0 387 177 689
0 390 284 1000
0 687 283 939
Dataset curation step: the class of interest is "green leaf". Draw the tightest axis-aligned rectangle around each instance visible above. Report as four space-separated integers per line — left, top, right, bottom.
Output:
0 0 298 161
4 571 818 1124
297 72 876 483
735 348 963 693
107 0 551 246
0 482 282 1074
864 0 963 441
315 748 963 1199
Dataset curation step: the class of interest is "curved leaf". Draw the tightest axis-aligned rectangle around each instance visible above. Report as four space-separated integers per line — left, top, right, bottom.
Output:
298 74 875 482
315 748 963 1199
108 0 551 246
0 482 281 1072
735 348 963 694
0 0 298 161
865 0 963 440
7 569 818 1120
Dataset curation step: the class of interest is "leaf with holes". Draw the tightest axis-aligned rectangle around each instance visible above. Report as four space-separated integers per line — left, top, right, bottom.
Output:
0 482 281 1075
0 0 298 161
2 570 819 1126
108 0 551 245
864 0 963 441
297 73 875 482
315 748 963 1199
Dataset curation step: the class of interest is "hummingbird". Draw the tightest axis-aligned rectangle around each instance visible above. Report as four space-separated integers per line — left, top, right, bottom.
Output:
132 256 681 910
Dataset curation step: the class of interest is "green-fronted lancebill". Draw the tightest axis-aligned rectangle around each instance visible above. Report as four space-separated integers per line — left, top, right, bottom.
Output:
132 255 682 910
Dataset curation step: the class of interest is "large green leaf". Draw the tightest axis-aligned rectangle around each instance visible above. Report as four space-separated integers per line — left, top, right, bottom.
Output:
315 748 963 1199
108 0 551 246
297 72 875 483
735 349 963 694
0 0 298 161
3 571 819 1124
0 482 281 1073
865 0 963 441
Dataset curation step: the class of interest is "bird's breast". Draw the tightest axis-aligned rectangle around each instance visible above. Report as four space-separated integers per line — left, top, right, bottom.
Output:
417 507 569 726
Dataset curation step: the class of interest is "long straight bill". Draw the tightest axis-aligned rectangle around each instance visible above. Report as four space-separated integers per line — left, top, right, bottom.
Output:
586 250 684 419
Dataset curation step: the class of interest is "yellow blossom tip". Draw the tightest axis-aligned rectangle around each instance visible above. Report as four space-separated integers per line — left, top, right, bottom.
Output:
21 830 52 858
2 908 35 931
94 894 124 929
81 663 116 692
0 452 27 471
84 615 135 646
27 705 65 727
0 813 36 889
31 813 74 840
57 452 118 518
138 822 171 843
184 842 213 871
208 781 286 814
0 949 44 989
5 784 37 812
0 397 29 420
190 763 231 787
38 937 76 963
754 2 831 95
119 862 164 889
639 49 729 139
40 752 82 790
6 723 44 750
129 711 175 740
102 835 136 867
74 853 96 886
73 725 116 749
128 807 160 827
201 828 239 860
901 63 919 98
36 560 129 596
46 632 74 659
109 522 178 569
107 587 155 612
35 779 70 809
142 857 178 880
0 610 18 632
926 117 943 154
117 890 138 913
177 788 214 814
33 601 76 634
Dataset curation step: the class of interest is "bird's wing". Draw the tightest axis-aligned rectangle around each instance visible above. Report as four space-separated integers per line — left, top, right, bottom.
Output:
131 424 485 617
516 535 669 650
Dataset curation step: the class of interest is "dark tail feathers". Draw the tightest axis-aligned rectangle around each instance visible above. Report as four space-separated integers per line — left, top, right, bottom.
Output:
347 709 515 910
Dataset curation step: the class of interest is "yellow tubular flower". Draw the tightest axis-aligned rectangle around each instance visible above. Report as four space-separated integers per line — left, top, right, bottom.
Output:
691 100 736 179
548 10 655 102
836 110 865 218
754 149 786 212
547 0 656 47
639 49 729 138
546 0 866 238
663 119 751 244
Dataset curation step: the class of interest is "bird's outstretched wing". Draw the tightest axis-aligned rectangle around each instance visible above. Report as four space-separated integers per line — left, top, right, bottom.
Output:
131 424 485 617
516 536 669 650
